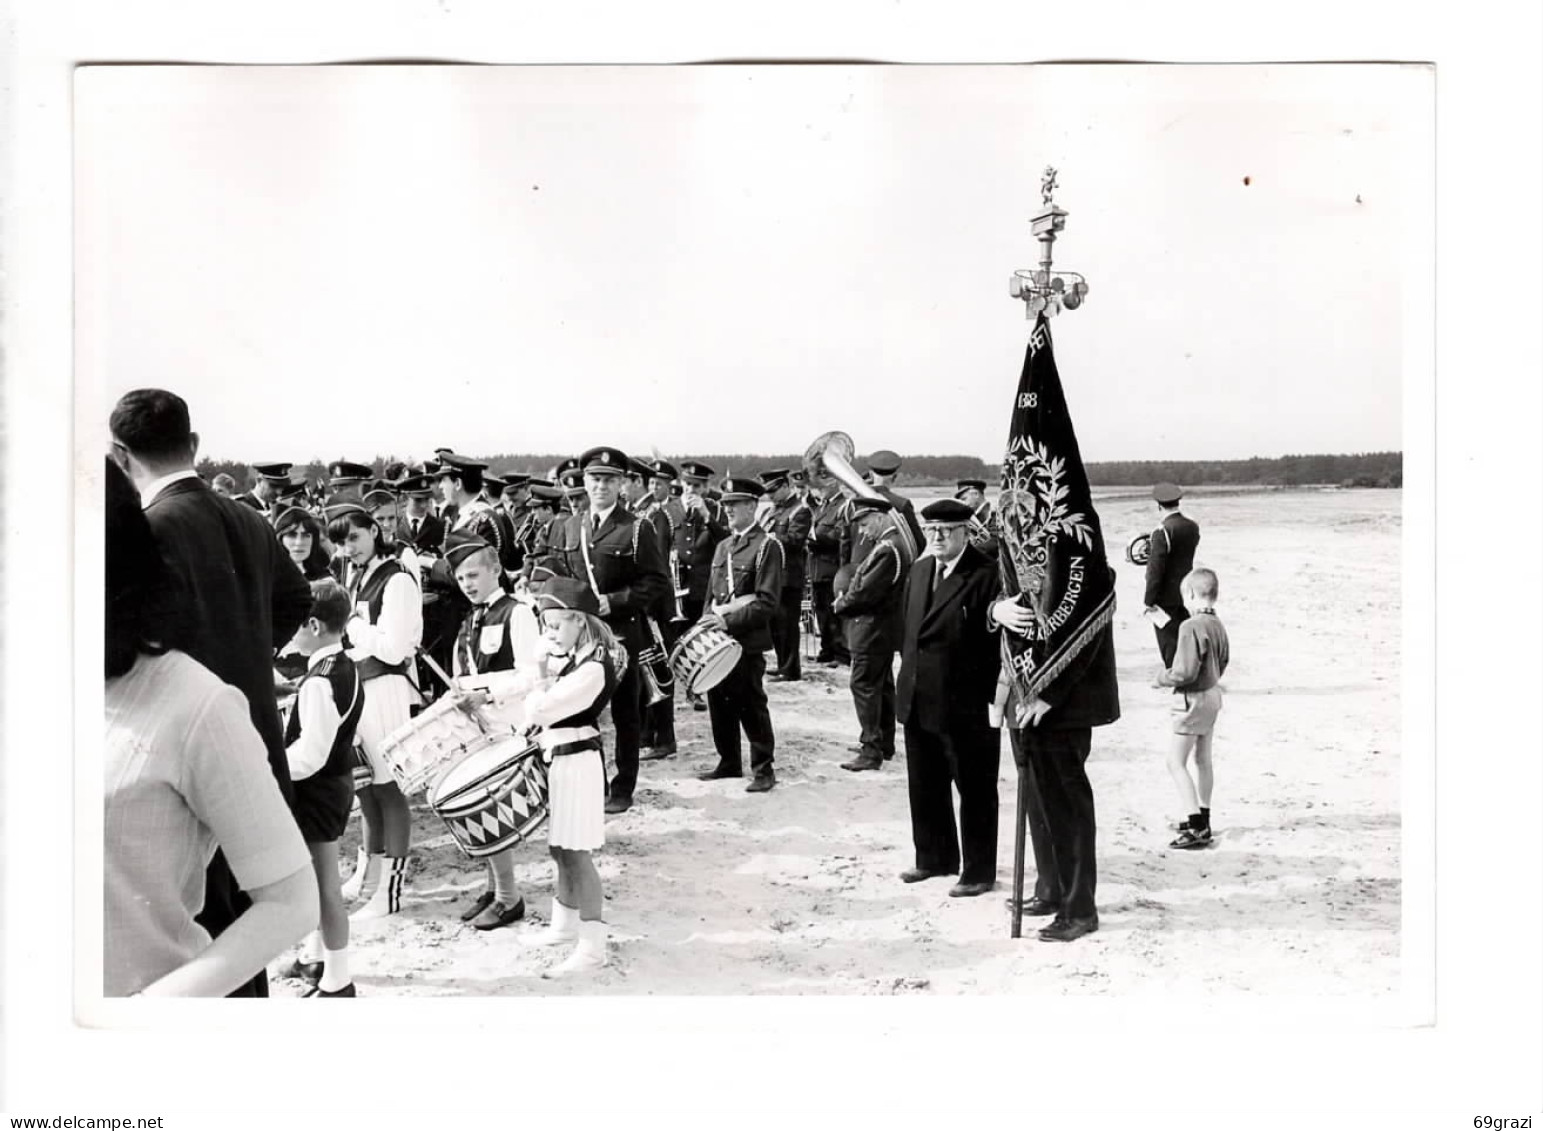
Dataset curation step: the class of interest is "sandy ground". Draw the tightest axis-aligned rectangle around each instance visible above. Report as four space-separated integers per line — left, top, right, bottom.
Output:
274 487 1401 997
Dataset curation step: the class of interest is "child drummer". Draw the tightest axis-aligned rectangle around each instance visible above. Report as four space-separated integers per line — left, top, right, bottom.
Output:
515 575 624 977
444 530 541 929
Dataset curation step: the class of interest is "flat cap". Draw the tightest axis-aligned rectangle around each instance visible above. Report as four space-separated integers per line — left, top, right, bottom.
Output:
327 460 373 483
920 499 974 524
533 575 601 617
866 450 902 475
444 530 494 569
649 459 678 481
719 477 767 503
678 460 715 481
1152 482 1183 505
251 461 293 481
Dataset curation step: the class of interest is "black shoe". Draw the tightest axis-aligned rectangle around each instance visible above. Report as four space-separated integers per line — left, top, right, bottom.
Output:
899 867 951 884
840 752 883 772
471 897 526 931
1006 896 1061 917
279 957 324 983
690 695 707 712
815 654 835 664
459 890 496 923
1169 826 1212 850
639 743 677 761
1038 916 1099 942
696 763 743 781
304 982 358 998
745 773 776 793
604 794 634 814
949 880 996 898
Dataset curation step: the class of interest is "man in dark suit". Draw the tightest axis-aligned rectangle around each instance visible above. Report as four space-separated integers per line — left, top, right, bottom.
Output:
108 388 312 995
991 598 1121 942
863 449 923 557
896 500 1003 897
806 479 847 665
399 475 446 555
833 497 911 772
759 469 812 682
235 461 291 520
543 446 671 813
1143 482 1201 666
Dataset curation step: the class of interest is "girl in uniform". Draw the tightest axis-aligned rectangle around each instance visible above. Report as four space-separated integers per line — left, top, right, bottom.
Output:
327 505 423 920
516 576 622 976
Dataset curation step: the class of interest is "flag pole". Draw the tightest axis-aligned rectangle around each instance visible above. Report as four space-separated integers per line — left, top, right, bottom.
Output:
1004 165 1091 940
1011 755 1028 938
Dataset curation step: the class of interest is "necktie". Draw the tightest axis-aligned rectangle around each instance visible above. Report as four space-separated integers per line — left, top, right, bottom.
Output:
592 513 602 533
924 560 944 614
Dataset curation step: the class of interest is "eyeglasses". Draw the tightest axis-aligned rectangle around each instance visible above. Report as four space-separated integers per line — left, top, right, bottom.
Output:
923 524 967 537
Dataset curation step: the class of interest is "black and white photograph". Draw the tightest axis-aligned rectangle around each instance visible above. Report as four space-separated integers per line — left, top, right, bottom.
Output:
80 61 1423 1001
4 3 1541 1125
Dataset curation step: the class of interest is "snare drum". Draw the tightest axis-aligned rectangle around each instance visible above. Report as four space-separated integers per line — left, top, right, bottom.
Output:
668 621 743 697
379 693 513 795
428 738 549 858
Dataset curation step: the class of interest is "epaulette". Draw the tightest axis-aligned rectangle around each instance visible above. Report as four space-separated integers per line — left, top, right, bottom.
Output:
311 655 338 678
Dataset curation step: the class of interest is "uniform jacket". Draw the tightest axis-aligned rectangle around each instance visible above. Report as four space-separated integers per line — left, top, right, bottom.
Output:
401 511 446 556
1143 510 1201 613
676 496 729 603
873 484 924 554
806 493 845 584
968 500 1001 561
764 492 813 592
143 477 312 801
896 544 1002 729
544 505 671 651
634 497 683 620
708 525 784 654
833 530 910 653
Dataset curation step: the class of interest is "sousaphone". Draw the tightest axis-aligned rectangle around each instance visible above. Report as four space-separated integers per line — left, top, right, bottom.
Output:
803 430 918 562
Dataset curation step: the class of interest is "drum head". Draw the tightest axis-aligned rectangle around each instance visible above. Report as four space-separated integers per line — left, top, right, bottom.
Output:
689 638 743 695
428 737 532 805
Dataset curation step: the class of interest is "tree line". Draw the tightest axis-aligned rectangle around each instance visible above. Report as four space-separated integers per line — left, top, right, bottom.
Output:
197 450 1403 491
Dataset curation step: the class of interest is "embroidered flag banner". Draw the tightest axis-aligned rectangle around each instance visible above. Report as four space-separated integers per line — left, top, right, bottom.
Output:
997 314 1116 711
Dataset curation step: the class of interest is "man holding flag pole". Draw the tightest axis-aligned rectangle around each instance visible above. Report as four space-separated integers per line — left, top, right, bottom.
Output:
989 174 1120 942
990 311 1120 943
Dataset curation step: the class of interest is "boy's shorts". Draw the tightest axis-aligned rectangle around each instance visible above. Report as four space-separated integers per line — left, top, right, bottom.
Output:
1171 686 1223 736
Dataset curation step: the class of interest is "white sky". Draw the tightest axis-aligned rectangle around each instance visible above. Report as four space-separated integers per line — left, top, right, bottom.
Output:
76 63 1425 465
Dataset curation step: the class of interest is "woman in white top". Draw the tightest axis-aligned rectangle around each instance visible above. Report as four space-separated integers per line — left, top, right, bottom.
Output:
326 504 423 920
104 458 315 996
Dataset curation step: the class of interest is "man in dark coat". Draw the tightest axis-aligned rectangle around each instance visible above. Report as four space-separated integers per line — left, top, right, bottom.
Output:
833 497 911 772
108 388 312 995
896 501 1003 897
990 598 1121 942
759 469 812 682
805 480 847 665
695 477 784 793
542 446 671 813
1143 482 1201 666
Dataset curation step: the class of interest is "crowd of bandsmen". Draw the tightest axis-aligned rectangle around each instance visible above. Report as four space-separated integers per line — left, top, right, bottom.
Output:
231 447 1003 792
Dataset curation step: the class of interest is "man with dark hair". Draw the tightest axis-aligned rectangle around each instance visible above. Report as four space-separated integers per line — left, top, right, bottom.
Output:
759 469 812 683
108 387 313 997
237 462 291 519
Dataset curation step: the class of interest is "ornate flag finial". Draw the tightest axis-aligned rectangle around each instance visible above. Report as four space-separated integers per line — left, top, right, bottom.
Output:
1041 165 1059 206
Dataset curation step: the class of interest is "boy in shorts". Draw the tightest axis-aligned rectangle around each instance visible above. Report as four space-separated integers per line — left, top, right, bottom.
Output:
1153 567 1230 849
282 580 365 995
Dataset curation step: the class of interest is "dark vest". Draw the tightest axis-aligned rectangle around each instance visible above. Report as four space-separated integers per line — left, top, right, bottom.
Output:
550 651 618 733
457 594 519 677
283 652 364 781
352 556 410 681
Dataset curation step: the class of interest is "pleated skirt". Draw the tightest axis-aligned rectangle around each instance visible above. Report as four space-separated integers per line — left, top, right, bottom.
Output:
547 748 605 851
356 673 417 784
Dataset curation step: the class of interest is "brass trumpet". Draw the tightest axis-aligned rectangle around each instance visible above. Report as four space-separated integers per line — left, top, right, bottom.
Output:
637 615 675 706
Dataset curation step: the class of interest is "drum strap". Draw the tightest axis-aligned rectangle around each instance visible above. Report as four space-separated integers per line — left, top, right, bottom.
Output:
578 521 602 598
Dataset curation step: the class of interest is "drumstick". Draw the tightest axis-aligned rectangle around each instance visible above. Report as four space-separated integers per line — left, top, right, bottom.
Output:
416 646 457 691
